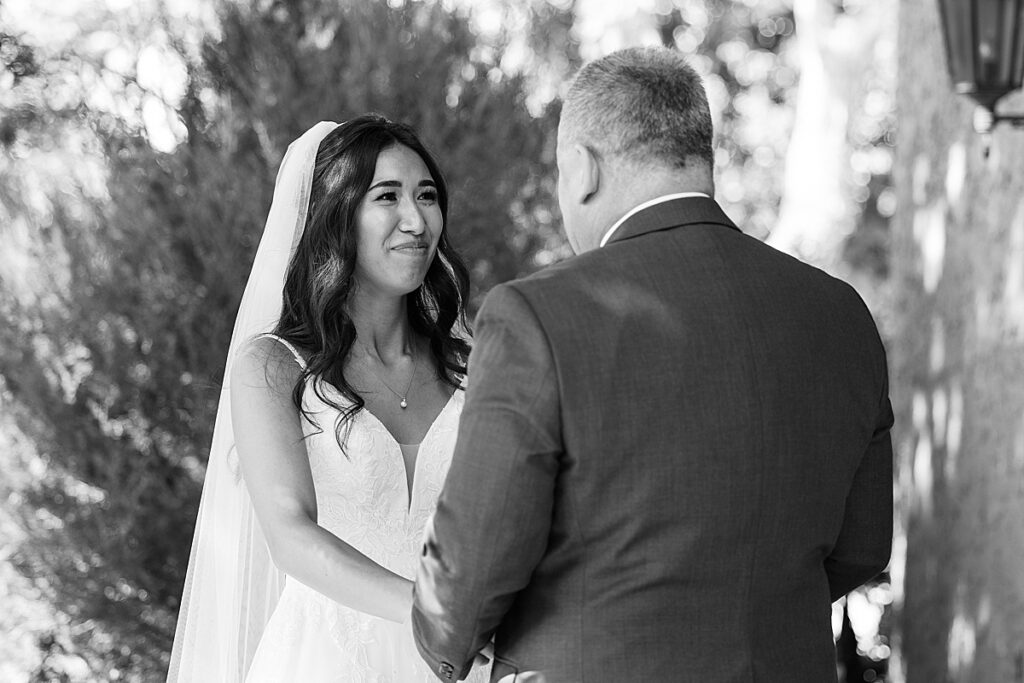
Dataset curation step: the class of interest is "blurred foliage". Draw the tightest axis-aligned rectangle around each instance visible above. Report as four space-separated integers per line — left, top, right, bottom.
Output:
0 0 894 679
659 0 801 239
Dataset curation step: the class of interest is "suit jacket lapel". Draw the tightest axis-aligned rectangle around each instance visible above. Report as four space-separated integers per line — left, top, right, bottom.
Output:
605 196 741 246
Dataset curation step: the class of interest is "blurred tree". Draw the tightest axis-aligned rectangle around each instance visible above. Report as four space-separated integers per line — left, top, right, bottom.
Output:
648 0 799 241
768 0 888 273
894 0 1024 682
643 0 895 299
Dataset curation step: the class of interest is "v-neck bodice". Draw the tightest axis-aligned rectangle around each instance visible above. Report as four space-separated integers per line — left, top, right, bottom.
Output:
299 377 463 579
398 442 420 505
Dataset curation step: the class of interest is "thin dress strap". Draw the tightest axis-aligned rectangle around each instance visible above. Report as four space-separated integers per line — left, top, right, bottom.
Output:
257 333 308 370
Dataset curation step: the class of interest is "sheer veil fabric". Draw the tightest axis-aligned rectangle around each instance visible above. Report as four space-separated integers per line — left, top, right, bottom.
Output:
167 121 339 682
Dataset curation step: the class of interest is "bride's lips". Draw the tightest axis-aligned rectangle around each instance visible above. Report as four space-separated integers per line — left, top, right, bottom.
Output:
391 241 430 254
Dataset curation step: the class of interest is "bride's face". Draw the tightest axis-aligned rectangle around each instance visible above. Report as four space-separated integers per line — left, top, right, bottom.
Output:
352 144 443 298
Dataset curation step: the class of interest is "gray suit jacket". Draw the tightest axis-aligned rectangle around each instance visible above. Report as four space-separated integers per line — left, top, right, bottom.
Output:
412 197 893 683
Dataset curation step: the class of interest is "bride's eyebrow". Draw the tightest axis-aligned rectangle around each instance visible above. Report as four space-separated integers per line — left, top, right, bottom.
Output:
367 179 436 190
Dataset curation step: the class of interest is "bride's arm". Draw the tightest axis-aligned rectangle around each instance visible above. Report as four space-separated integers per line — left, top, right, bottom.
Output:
230 337 412 623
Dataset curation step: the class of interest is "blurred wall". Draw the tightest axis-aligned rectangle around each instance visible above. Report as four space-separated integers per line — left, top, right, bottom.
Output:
894 1 1024 681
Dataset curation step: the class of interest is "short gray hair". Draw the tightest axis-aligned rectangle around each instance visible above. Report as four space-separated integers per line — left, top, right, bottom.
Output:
561 47 713 169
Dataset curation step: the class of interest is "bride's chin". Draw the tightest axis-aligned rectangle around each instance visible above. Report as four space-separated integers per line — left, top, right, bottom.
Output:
402 280 427 297
351 271 428 300
385 281 427 301
396 271 430 294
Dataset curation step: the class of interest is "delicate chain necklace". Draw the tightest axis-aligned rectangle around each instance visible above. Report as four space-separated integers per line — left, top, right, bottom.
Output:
363 349 419 409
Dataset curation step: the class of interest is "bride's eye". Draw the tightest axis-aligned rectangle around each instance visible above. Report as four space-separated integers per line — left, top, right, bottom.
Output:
418 189 438 203
375 191 398 202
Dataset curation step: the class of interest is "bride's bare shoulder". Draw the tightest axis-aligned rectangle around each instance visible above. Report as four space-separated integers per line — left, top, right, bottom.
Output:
232 335 307 394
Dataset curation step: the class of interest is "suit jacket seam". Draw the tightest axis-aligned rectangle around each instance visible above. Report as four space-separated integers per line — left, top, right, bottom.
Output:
708 232 769 679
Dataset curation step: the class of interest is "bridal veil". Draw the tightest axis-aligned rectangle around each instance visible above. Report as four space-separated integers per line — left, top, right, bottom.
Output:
167 121 338 682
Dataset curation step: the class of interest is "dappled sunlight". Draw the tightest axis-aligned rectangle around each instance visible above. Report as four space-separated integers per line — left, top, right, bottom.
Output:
907 322 965 521
849 584 894 661
911 390 934 519
912 201 946 295
944 141 966 208
1014 413 1024 473
889 533 906 608
0 216 35 301
831 599 844 640
30 336 93 406
947 604 977 676
929 317 945 375
970 202 1024 348
1005 203 1024 331
0 123 109 310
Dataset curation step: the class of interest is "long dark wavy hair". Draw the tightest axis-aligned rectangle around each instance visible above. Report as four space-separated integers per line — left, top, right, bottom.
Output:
272 114 471 444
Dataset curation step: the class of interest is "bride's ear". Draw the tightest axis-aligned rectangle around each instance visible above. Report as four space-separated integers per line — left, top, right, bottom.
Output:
575 143 600 204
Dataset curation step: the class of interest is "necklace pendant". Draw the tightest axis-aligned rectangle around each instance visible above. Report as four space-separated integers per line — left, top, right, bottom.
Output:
400 399 408 409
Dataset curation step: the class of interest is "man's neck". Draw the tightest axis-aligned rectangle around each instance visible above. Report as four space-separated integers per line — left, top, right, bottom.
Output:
598 191 711 249
584 166 712 250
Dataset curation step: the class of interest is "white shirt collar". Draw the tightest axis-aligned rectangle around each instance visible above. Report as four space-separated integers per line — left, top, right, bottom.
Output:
598 192 711 248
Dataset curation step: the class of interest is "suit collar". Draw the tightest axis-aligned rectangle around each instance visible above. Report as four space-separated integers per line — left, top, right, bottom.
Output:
603 196 740 247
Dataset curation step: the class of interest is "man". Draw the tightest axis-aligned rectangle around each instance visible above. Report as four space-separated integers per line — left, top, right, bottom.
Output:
412 46 893 682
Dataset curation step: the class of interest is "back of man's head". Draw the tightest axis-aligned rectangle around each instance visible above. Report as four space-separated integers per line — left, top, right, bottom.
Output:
560 47 713 173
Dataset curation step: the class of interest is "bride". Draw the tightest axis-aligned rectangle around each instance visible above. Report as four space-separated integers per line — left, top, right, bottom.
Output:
167 116 491 681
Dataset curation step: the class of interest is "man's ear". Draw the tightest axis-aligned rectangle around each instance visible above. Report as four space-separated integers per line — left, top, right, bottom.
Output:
574 143 600 204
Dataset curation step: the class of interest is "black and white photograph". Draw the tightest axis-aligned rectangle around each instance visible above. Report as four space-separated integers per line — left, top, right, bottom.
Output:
0 0 1021 681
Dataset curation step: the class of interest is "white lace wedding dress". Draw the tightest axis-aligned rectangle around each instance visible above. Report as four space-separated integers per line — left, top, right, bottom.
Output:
245 338 489 682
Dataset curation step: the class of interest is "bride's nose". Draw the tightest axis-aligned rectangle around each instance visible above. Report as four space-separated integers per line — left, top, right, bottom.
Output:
397 198 426 235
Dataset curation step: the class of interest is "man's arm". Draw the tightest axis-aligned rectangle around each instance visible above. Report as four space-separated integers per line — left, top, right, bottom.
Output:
412 283 562 681
825 354 895 601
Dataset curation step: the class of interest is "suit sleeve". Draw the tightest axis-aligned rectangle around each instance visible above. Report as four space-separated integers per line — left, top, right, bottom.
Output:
825 339 895 602
412 283 562 681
